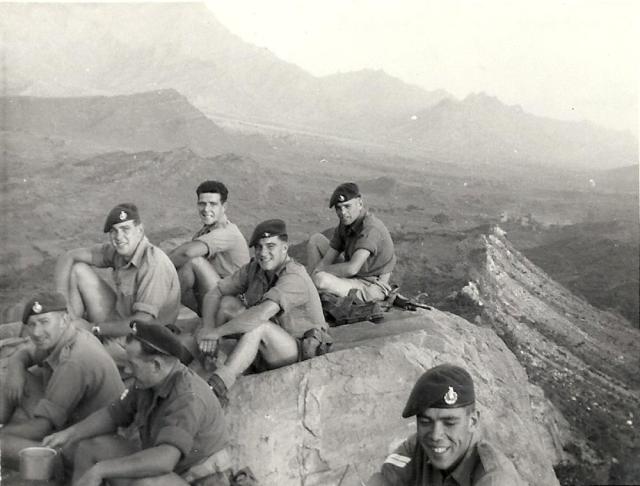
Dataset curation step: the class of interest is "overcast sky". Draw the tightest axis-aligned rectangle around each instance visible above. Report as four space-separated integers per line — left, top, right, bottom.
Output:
205 0 639 134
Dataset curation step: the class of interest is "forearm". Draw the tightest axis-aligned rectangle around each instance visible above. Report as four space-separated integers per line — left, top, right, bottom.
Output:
0 418 51 440
99 312 153 337
214 304 276 338
321 261 358 277
64 408 118 444
169 250 190 268
93 444 180 480
201 288 223 331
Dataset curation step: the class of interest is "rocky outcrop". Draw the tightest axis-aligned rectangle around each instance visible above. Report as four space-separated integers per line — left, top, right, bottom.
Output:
223 310 560 486
444 226 640 484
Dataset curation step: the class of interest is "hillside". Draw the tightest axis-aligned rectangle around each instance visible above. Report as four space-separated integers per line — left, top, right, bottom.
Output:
0 90 249 159
2 3 636 170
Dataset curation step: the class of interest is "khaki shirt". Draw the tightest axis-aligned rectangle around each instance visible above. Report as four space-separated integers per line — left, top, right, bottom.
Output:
31 322 124 429
193 218 250 278
370 434 524 486
218 257 327 338
91 236 180 323
329 211 396 278
108 363 228 474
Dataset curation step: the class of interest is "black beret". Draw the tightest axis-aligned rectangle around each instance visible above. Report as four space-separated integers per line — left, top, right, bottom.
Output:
23 291 67 324
402 364 475 418
249 219 288 247
329 182 361 208
103 203 140 233
129 320 193 365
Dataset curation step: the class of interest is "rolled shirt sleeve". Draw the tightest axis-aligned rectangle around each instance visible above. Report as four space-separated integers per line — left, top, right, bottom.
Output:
262 272 308 315
152 393 207 459
32 362 88 429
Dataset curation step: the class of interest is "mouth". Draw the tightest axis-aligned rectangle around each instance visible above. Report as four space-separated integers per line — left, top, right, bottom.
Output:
426 444 450 456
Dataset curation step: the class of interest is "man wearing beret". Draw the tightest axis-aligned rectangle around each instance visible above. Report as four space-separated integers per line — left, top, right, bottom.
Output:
55 203 181 363
0 292 124 469
169 180 250 315
43 321 230 486
368 364 524 486
307 182 396 304
198 219 328 401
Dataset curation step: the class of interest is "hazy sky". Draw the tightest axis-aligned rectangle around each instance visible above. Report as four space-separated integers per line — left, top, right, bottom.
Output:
205 0 639 134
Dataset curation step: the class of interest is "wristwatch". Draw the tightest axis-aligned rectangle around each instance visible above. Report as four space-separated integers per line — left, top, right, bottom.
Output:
91 325 102 337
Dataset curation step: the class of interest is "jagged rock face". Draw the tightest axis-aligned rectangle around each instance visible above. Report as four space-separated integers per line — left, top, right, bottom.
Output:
223 311 559 486
458 226 640 483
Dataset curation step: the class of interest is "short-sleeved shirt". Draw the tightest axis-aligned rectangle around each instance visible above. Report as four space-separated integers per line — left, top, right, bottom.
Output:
218 257 327 338
192 218 250 278
371 434 525 486
108 363 228 474
329 211 396 278
31 321 124 430
91 236 180 324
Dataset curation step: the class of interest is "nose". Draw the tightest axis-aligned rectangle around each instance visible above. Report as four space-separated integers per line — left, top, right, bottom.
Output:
258 246 269 257
429 422 444 441
31 323 44 337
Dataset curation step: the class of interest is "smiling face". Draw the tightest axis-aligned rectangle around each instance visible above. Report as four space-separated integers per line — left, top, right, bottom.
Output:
254 235 288 272
25 311 69 352
197 192 226 226
416 406 478 471
109 219 144 258
334 197 363 226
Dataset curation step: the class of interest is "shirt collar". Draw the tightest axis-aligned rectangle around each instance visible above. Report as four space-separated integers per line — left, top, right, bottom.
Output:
153 361 183 399
127 236 150 268
44 324 77 370
344 210 367 236
448 436 480 486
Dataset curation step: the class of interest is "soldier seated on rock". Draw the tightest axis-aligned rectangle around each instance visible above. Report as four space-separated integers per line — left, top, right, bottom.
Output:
43 321 230 486
307 182 396 304
54 203 181 365
0 292 124 470
368 364 524 486
198 219 329 402
168 180 250 315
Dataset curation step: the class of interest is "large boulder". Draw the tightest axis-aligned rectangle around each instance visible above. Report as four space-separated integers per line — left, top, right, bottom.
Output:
223 309 560 486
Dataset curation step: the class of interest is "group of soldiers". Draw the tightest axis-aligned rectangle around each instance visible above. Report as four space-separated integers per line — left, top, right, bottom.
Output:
0 180 524 485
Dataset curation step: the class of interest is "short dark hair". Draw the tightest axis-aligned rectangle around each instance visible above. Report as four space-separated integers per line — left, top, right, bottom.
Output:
196 181 228 203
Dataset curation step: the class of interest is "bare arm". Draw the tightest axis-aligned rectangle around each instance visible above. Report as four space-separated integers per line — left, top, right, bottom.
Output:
42 407 118 449
315 246 340 272
54 247 98 299
168 240 208 268
0 417 52 441
200 300 280 341
317 248 371 277
78 444 181 484
4 345 36 402
96 310 154 338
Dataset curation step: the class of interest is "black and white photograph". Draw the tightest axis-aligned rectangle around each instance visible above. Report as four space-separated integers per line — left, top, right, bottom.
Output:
0 1 638 485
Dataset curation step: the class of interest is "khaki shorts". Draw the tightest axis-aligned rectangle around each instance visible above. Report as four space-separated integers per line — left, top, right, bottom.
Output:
341 274 392 304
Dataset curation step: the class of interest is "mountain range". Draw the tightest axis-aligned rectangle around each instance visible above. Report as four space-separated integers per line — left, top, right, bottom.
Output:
1 2 636 170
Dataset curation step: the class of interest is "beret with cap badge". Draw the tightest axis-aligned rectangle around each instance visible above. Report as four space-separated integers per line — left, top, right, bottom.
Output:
22 291 68 324
129 320 193 365
329 182 361 208
103 203 140 233
248 219 288 247
402 363 475 418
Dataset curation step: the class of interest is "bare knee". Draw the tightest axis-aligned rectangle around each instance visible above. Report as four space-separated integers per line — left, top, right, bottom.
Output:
312 271 331 290
70 261 95 283
218 296 245 322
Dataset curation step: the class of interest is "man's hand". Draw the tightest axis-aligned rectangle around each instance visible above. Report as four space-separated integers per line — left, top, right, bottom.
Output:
197 329 219 355
5 367 27 402
42 427 76 449
73 465 104 486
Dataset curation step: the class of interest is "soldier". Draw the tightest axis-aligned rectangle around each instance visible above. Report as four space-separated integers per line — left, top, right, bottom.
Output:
307 182 396 303
169 180 250 315
0 292 124 469
198 219 329 402
43 321 230 486
55 203 180 364
368 364 525 486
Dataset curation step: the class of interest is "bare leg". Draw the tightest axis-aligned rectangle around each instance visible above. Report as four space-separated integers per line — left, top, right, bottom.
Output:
68 262 117 322
215 321 299 389
72 434 138 484
306 233 331 272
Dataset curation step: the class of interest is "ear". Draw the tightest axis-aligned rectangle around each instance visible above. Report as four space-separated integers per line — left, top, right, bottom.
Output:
152 357 163 371
468 408 479 431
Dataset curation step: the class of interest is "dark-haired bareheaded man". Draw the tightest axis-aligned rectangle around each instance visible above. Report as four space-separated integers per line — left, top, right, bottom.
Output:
367 364 525 486
198 219 329 402
54 203 181 365
168 180 250 315
43 321 230 486
307 182 396 304
0 292 123 470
